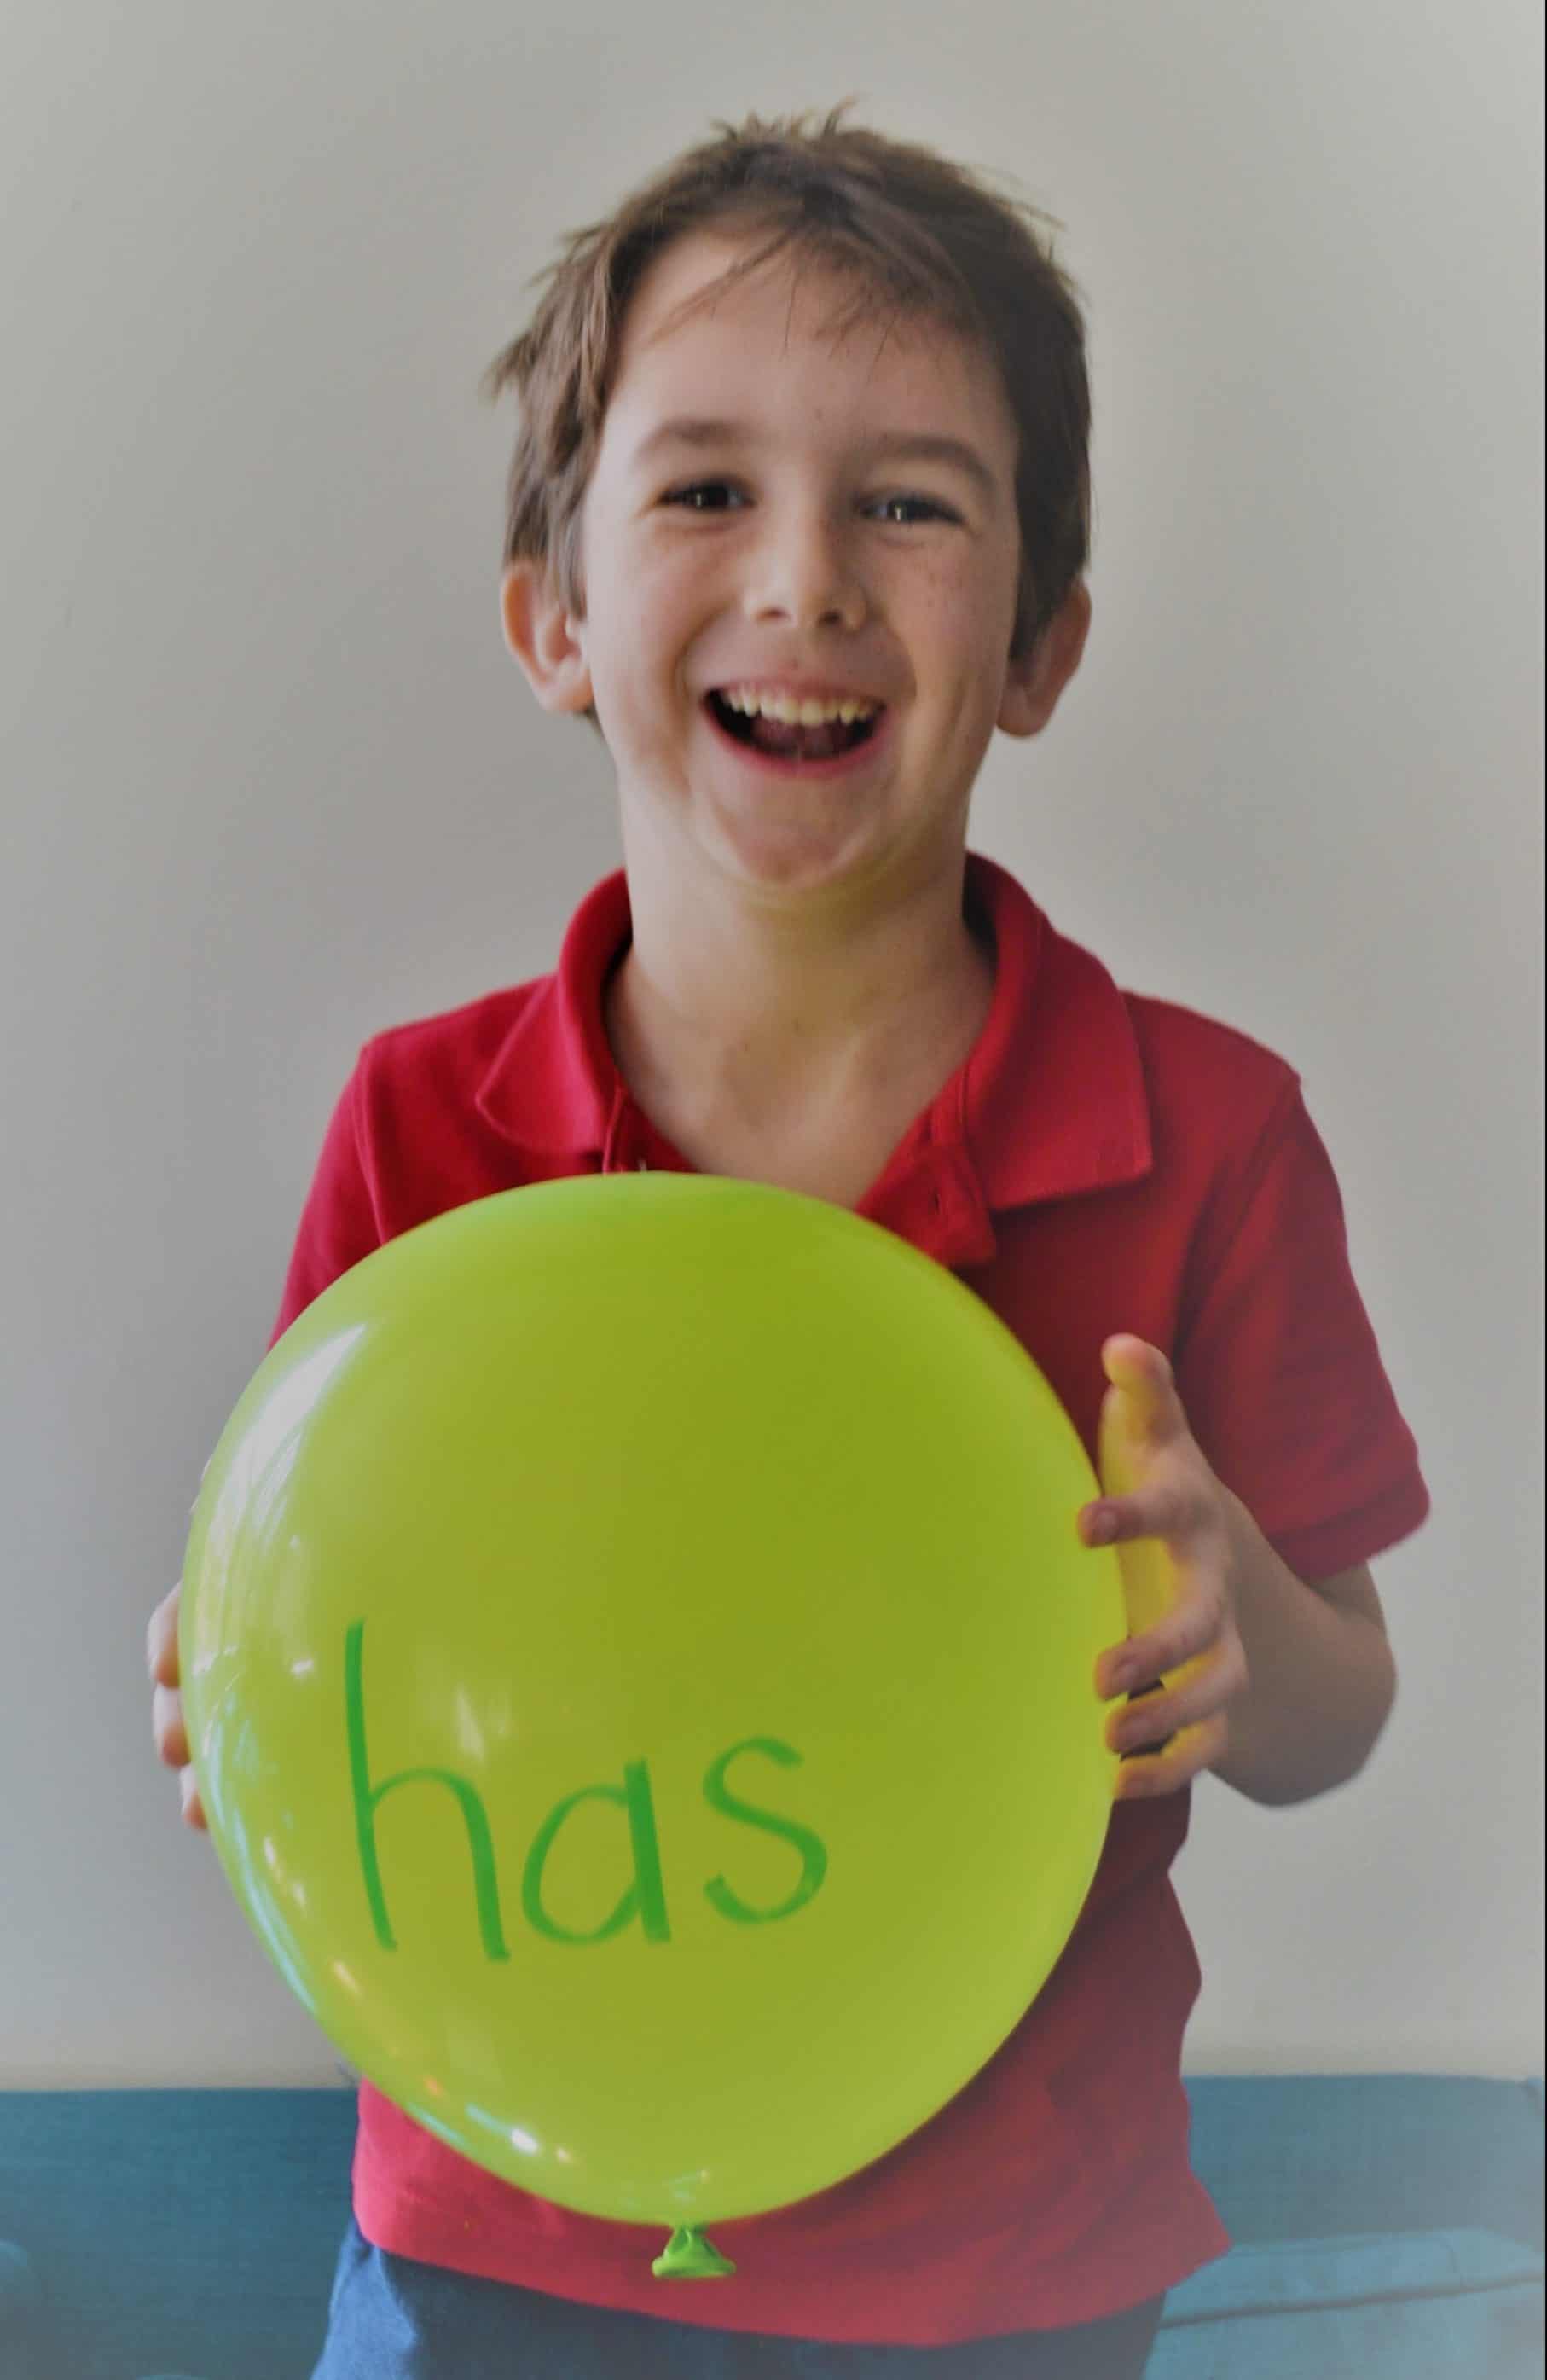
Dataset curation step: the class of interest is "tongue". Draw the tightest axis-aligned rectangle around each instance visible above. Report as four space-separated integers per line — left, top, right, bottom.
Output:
750 714 849 760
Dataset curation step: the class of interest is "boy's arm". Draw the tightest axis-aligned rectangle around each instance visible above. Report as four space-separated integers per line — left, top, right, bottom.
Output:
151 1057 383 1833
1203 1510 1395 1808
1083 1335 1399 1809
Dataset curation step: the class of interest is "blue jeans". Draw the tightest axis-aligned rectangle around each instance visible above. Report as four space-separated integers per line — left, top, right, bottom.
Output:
311 2219 1165 2378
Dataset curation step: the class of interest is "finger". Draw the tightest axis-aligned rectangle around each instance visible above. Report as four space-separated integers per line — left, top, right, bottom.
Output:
1079 1476 1212 1552
1094 1564 1239 1698
1106 1642 1246 1756
1113 1713 1229 1799
1110 1590 1239 1698
147 1585 182 1688
1100 1336 1187 1453
153 1685 189 1768
1119 1676 1176 1762
179 1768 207 1831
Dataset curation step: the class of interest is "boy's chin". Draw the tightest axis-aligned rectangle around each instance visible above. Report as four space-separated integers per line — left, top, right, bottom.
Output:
694 803 918 904
633 782 851 883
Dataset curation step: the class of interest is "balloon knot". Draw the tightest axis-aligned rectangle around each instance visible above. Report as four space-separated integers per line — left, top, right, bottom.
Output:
652 2224 737 2279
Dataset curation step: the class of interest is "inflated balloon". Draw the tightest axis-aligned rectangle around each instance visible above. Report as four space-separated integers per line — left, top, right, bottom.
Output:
181 1175 1123 2278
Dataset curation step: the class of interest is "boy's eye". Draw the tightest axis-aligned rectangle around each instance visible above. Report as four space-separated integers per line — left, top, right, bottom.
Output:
663 481 746 512
662 483 958 525
869 494 956 525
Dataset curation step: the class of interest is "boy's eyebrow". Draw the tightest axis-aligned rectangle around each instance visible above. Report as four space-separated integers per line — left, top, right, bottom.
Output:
632 417 1000 503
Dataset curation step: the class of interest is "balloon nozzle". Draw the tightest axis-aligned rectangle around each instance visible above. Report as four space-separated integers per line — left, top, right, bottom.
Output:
652 2224 737 2280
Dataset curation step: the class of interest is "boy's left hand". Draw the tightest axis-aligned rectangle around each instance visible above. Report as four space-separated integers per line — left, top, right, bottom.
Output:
1077 1335 1249 1800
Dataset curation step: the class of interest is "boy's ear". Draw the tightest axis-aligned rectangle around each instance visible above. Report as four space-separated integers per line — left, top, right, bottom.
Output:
998 581 1092 740
500 561 594 717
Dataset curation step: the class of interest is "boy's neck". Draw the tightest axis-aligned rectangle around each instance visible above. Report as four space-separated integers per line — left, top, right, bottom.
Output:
601 832 995 1166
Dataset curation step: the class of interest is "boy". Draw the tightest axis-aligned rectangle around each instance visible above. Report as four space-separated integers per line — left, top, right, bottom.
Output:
148 103 1429 2378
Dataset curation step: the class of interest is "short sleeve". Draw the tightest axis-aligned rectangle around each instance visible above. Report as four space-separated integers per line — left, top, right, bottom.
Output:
1176 1081 1430 1583
267 1059 385 1348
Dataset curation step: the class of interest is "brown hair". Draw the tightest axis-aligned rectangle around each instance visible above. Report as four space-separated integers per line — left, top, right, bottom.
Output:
481 102 1091 725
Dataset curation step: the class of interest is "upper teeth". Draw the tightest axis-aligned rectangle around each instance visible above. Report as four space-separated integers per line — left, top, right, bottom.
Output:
719 688 879 726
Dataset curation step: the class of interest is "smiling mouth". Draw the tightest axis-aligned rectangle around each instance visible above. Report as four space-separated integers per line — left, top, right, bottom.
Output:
705 690 884 762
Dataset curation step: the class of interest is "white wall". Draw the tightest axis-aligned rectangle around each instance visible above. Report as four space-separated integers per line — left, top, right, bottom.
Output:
3 0 1540 2087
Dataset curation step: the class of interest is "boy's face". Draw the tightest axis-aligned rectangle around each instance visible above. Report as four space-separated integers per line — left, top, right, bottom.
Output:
505 227 1086 901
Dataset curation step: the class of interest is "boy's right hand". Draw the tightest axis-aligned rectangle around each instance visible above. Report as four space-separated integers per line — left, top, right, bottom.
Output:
148 1582 206 1830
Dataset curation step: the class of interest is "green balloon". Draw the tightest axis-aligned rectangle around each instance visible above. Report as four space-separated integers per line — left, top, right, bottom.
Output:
182 1175 1122 2259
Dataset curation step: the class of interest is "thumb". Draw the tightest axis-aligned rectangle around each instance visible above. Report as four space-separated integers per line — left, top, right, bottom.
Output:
1098 1336 1180 1452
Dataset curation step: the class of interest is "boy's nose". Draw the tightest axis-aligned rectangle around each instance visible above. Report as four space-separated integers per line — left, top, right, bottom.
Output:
745 514 868 634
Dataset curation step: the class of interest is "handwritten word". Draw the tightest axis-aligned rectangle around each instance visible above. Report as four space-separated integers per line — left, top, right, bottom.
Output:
345 1620 829 1956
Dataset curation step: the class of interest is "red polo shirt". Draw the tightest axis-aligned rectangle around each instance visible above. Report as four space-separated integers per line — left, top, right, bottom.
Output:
270 851 1429 2345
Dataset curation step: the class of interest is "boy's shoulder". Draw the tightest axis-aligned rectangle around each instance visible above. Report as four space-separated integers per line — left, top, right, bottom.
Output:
1024 881 1307 1147
978 856 1307 1156
339 960 592 1170
354 975 546 1083
1115 981 1308 1175
1121 983 1302 1098
334 972 561 1155
344 869 621 1111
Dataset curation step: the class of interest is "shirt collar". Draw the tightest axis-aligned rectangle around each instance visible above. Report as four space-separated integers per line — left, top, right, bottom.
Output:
474 852 1153 1231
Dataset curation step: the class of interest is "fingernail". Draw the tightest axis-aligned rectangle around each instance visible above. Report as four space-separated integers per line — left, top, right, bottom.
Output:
1086 1504 1118 1545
